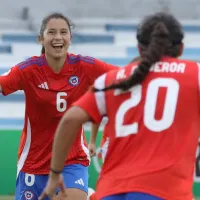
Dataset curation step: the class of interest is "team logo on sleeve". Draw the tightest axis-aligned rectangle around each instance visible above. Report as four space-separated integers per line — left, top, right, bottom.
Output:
23 190 36 200
69 76 79 86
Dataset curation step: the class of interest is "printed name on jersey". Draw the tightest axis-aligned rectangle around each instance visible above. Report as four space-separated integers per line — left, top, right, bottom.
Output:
127 62 185 75
150 62 186 73
23 190 36 200
114 63 186 82
69 75 80 86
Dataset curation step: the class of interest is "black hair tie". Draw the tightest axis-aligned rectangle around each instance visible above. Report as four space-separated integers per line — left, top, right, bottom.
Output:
50 168 62 174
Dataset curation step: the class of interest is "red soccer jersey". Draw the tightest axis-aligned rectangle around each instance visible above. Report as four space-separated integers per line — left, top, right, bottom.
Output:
0 53 117 174
74 56 200 200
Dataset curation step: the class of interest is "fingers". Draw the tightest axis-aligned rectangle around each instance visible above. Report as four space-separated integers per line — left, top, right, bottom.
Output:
59 179 66 192
90 151 96 157
89 147 96 157
39 190 60 200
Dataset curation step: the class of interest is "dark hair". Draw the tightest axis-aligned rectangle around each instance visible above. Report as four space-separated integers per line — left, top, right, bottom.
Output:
40 12 74 54
95 12 184 92
41 46 45 54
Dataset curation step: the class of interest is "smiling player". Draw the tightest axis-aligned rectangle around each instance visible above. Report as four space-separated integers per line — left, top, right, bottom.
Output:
0 12 118 200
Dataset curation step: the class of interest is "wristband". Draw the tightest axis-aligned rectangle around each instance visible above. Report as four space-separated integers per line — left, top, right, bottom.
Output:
50 168 62 174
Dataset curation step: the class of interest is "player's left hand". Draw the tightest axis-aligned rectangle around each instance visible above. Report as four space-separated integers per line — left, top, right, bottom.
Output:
39 173 66 200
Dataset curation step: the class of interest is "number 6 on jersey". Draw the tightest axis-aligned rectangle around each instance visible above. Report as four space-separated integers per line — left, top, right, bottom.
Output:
57 92 67 112
115 78 179 137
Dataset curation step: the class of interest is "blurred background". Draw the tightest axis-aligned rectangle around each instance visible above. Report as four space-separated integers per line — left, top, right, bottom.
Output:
0 0 200 199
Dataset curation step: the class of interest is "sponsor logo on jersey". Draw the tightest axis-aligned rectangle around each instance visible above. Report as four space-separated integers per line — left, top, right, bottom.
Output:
69 76 79 86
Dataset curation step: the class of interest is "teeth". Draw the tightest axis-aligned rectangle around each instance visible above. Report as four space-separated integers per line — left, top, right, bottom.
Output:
53 44 63 47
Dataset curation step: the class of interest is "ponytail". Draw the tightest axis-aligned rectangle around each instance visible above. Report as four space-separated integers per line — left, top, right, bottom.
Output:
41 46 45 54
94 22 169 92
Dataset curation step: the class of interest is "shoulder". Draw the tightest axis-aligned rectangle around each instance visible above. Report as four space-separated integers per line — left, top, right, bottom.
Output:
167 57 200 74
94 66 125 89
16 56 43 71
68 53 95 65
164 57 198 66
94 73 107 90
179 58 199 68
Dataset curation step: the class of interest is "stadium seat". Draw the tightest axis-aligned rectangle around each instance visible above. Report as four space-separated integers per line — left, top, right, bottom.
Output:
1 33 114 44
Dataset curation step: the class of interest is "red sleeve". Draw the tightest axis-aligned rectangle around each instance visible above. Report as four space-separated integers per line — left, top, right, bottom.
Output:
83 58 118 85
0 66 24 96
73 89 103 124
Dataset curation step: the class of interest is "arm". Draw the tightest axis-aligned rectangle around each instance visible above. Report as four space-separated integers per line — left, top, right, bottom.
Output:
0 67 24 95
88 123 100 156
39 106 91 200
90 123 100 144
51 106 90 172
51 74 106 171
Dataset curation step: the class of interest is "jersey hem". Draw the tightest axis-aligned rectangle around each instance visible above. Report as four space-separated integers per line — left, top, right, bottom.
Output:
20 160 89 175
98 187 193 200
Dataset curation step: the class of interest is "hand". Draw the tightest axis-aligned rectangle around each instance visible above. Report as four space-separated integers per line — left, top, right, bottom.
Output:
88 142 96 157
39 173 66 200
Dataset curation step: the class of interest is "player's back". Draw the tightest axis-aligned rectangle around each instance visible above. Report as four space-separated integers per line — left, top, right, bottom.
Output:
96 56 200 200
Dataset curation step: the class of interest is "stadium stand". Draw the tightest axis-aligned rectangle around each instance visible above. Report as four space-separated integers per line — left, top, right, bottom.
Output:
1 18 200 129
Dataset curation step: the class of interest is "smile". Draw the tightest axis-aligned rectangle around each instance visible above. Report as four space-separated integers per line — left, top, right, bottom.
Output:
52 44 64 49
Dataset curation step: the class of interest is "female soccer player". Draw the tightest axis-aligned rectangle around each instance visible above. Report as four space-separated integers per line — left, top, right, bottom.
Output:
0 12 117 200
40 12 200 200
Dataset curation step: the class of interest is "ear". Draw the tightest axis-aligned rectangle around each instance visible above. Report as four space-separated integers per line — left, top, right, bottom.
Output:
178 43 184 57
38 35 44 45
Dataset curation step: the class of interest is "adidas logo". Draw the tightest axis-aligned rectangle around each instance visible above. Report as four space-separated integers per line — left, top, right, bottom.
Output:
75 178 84 186
38 82 49 90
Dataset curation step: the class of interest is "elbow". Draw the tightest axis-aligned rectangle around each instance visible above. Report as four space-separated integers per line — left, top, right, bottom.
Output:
58 106 90 133
61 113 83 130
62 115 77 125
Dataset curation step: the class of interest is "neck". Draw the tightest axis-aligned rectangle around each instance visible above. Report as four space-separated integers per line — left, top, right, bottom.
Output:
45 54 66 73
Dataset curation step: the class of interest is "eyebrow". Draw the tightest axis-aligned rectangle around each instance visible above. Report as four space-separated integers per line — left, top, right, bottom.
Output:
47 28 68 31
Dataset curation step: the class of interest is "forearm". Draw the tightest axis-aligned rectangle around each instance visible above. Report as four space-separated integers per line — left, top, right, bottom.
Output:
51 117 81 172
90 123 100 144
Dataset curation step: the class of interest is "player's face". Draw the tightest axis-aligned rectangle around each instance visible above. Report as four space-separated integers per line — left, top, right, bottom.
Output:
42 18 72 59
